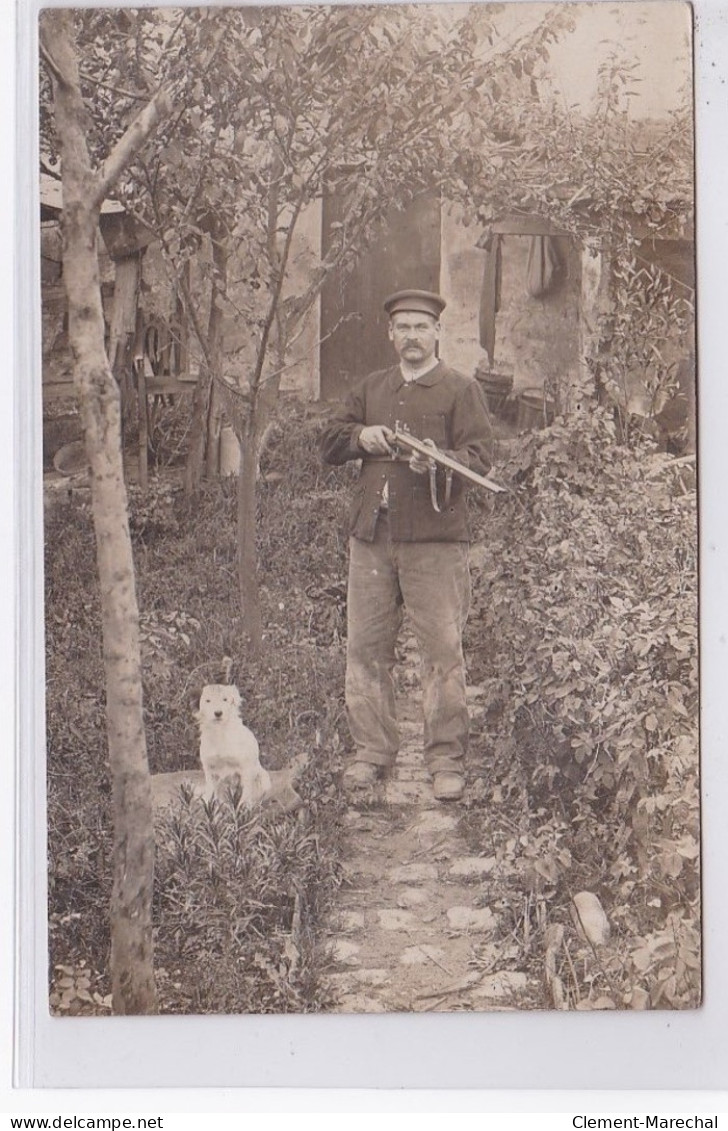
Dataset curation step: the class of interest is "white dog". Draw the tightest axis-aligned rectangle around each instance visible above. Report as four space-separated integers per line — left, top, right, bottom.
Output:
196 684 272 806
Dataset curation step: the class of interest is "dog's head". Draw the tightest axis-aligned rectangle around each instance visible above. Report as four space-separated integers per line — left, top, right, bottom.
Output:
195 683 243 725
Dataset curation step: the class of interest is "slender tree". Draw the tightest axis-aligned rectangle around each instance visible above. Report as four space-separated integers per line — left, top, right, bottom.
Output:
39 9 179 1014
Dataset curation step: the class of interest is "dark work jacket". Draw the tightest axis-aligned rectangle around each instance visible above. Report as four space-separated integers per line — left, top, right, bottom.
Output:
320 362 494 542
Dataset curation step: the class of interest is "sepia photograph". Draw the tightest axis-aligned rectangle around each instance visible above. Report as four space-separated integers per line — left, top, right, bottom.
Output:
38 1 697 1022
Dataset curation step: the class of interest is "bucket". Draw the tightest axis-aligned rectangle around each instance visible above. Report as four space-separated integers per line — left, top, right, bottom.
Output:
476 369 514 419
53 439 88 476
516 388 556 431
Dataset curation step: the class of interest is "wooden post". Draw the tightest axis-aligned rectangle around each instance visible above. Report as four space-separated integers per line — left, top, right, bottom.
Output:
176 260 190 375
107 251 142 443
136 356 149 494
575 238 610 414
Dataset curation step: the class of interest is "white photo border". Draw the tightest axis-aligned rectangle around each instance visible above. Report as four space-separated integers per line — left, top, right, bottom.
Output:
11 0 728 1092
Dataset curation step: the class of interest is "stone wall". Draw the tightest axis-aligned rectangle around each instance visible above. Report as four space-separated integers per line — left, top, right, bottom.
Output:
439 204 581 401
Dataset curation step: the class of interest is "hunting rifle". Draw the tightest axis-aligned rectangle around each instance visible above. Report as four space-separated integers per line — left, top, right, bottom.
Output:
392 422 506 507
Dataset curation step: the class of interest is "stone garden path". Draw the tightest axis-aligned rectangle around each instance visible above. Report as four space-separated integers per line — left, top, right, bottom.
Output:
325 633 535 1013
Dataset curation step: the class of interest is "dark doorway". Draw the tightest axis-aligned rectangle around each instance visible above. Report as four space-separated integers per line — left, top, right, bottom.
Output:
319 191 441 400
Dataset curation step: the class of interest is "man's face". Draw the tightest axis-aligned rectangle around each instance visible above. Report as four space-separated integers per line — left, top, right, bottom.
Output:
388 311 439 366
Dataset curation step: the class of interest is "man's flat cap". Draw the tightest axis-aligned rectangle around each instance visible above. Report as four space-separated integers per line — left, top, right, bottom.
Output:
383 289 447 318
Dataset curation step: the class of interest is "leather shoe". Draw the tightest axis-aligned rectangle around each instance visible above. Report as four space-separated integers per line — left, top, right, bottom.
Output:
343 761 382 788
433 771 465 801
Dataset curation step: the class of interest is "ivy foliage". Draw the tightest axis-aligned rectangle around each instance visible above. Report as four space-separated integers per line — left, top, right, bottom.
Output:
465 410 699 1008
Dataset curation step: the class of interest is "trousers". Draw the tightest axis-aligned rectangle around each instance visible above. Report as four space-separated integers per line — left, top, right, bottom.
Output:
345 513 471 775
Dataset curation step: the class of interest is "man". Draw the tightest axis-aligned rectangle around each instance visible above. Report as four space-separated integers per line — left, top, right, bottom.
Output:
320 289 494 801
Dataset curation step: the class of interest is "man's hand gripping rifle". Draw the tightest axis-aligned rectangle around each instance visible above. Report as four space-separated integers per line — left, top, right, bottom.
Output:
392 421 505 512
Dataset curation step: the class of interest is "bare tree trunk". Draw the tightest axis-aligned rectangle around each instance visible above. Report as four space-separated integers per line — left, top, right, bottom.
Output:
236 419 263 653
184 374 211 495
205 379 223 479
205 219 228 479
41 10 172 1015
183 224 227 492
236 364 281 651
234 176 288 650
65 216 158 1017
175 259 190 375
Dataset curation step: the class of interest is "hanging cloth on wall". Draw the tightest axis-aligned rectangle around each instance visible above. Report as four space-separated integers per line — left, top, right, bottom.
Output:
525 234 561 298
478 231 502 365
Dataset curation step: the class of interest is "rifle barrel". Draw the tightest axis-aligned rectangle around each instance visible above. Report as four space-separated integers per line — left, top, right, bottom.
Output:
392 428 506 495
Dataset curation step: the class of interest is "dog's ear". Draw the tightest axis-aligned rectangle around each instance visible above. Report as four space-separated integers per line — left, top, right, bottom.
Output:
228 685 242 708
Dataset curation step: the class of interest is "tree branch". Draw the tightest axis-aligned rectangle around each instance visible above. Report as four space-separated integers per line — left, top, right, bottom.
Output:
79 69 150 103
93 84 175 207
39 40 66 87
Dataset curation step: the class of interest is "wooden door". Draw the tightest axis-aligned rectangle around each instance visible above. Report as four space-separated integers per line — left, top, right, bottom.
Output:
319 191 441 400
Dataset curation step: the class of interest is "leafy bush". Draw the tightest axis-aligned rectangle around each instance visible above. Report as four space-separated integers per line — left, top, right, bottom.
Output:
154 786 341 1014
464 407 699 1008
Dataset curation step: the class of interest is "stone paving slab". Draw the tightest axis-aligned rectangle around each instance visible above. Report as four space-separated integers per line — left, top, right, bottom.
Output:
445 906 499 933
385 781 433 804
377 908 419 931
448 856 497 878
354 968 391 987
389 863 439 884
413 811 459 835
472 972 529 999
399 944 450 967
331 939 361 966
396 887 430 908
